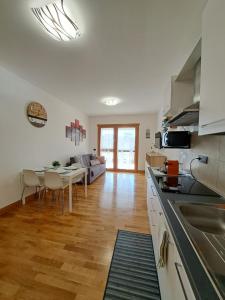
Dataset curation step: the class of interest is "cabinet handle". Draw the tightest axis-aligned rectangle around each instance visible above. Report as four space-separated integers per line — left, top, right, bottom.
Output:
201 118 225 128
174 262 188 300
151 185 157 196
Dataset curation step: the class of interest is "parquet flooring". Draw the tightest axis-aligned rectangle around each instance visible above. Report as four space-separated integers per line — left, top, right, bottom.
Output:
0 172 149 300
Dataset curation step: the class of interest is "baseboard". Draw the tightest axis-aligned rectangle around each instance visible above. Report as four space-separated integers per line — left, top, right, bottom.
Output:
0 192 36 216
0 200 21 216
107 169 144 174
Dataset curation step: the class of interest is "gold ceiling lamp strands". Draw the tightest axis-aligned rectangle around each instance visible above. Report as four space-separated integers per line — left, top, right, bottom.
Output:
31 0 80 41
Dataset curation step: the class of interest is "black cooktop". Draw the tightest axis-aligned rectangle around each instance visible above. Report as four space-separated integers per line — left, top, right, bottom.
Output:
157 175 220 197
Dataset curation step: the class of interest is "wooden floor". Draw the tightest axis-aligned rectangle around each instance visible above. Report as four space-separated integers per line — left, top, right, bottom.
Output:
0 172 149 300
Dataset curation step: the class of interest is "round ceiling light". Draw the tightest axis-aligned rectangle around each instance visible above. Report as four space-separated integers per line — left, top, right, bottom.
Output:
101 97 122 106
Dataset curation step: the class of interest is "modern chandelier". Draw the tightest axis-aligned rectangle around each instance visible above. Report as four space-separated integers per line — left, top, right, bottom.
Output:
31 0 80 41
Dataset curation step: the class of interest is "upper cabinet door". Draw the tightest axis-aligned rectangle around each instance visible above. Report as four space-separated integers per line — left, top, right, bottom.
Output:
199 0 225 135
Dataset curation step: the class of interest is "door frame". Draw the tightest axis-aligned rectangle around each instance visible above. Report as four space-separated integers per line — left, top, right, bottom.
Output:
97 123 139 172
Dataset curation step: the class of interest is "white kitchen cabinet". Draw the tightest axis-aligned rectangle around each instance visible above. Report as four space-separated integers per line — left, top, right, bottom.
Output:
156 211 195 300
147 177 160 258
146 174 195 300
174 249 196 300
145 161 150 180
156 211 177 300
199 0 225 135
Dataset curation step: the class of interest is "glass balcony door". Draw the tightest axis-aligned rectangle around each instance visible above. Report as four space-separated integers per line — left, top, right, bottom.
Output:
117 127 136 170
99 127 115 169
98 124 139 171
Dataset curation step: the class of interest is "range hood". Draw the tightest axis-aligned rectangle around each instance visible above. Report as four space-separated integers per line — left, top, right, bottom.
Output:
167 55 201 127
167 101 199 126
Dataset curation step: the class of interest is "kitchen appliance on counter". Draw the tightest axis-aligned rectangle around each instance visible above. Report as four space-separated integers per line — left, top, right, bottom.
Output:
166 160 179 176
155 131 191 149
156 174 220 197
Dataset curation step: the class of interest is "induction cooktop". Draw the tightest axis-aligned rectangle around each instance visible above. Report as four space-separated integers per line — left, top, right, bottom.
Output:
157 175 220 197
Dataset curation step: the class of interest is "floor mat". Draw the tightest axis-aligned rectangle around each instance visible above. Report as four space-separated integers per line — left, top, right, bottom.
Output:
104 230 161 300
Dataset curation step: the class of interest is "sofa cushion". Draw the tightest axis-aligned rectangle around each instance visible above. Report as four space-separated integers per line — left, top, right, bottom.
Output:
80 154 91 167
90 159 100 166
97 156 106 164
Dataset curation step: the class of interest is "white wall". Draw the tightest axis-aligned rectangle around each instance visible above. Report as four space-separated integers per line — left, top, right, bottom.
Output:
89 114 157 170
0 66 89 209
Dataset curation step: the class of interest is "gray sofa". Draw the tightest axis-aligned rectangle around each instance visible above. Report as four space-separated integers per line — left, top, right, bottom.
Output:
69 154 106 184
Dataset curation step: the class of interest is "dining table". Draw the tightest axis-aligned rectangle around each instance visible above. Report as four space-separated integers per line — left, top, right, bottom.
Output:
21 167 87 213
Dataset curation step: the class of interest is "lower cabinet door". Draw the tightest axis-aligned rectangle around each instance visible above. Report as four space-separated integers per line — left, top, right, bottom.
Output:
156 214 195 300
173 251 196 300
157 215 175 300
151 211 158 261
146 175 195 300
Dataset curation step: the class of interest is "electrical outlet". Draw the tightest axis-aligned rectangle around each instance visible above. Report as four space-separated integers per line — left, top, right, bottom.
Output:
198 155 208 164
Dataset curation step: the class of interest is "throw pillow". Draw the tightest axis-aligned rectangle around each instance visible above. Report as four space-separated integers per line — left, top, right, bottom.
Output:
90 159 101 166
97 156 106 164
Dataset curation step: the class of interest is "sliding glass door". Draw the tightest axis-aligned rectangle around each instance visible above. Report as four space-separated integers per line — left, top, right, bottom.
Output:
99 127 115 169
98 124 139 171
117 127 136 170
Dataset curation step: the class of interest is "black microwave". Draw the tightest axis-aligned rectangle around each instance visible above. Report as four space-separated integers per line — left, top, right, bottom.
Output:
155 131 191 149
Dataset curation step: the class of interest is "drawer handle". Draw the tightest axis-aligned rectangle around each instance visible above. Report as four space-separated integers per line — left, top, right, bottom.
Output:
201 118 225 128
174 262 188 300
151 185 157 196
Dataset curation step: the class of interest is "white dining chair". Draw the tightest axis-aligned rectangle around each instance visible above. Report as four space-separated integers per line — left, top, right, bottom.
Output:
43 172 69 214
21 169 43 203
71 163 84 200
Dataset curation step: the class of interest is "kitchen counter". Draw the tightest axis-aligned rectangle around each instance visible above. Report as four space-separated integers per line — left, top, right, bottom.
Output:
148 166 225 300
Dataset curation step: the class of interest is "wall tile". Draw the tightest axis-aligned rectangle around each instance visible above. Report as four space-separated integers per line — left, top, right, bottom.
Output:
219 136 225 162
159 131 225 197
191 134 220 160
197 159 219 191
216 162 225 197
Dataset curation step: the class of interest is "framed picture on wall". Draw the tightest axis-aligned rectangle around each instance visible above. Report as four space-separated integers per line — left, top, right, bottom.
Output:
75 128 80 145
71 127 76 142
66 126 72 138
146 129 150 139
65 119 86 146
79 126 83 142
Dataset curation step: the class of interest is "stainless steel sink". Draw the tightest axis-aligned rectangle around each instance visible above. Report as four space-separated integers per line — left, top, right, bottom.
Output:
169 200 225 299
178 203 225 235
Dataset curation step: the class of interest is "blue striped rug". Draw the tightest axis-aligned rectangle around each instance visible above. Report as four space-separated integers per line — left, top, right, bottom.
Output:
104 230 161 300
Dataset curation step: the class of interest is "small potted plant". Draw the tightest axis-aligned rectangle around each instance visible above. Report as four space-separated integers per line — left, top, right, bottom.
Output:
52 161 61 169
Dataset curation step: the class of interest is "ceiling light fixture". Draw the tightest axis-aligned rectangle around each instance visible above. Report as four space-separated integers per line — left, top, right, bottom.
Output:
31 0 80 41
101 97 122 106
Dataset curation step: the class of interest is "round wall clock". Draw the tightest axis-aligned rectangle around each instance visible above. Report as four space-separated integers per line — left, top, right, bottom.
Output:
27 102 47 128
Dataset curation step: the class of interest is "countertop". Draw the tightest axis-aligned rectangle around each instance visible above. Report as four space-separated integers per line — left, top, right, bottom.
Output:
148 166 225 300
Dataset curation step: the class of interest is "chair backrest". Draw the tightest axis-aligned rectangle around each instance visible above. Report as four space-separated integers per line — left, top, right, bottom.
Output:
44 172 63 190
73 173 84 183
23 169 40 187
80 154 92 167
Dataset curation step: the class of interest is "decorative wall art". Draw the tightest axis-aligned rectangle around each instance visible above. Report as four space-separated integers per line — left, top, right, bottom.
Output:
27 102 47 127
146 129 150 139
66 119 86 146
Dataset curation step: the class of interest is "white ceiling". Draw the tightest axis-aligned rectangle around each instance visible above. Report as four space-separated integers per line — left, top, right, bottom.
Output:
0 0 206 116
